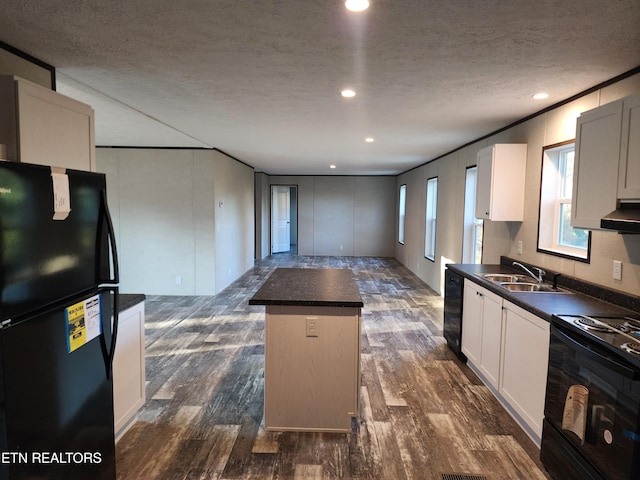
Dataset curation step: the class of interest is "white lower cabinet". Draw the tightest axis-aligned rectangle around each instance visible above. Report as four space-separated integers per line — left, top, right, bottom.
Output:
461 281 503 389
461 282 484 365
478 291 503 389
461 280 550 445
113 300 146 441
499 300 550 441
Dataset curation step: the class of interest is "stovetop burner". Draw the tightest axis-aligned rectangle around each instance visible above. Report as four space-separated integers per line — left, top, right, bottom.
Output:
575 317 619 332
554 314 640 362
622 342 640 355
622 319 640 334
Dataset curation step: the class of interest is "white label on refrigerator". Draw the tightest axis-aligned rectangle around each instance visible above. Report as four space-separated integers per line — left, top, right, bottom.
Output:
51 170 71 220
66 294 102 353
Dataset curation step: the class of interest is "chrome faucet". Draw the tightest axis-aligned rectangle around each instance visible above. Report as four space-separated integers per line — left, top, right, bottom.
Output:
512 261 546 283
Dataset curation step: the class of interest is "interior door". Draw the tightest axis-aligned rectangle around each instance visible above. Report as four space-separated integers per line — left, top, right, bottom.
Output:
271 186 291 253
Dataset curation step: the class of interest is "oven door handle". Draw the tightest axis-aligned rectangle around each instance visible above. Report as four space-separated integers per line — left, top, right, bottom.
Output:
552 324 640 380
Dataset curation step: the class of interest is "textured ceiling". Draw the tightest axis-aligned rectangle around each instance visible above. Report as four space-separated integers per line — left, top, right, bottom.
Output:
1 0 639 175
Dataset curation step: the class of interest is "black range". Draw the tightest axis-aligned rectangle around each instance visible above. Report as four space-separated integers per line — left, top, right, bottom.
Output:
543 313 640 480
552 314 640 369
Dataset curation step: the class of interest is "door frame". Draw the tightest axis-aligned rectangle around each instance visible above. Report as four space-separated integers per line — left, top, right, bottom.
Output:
270 184 298 255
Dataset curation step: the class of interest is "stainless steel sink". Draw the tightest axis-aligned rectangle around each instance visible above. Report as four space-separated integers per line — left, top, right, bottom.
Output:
482 274 519 282
477 272 571 293
500 282 565 293
481 273 529 283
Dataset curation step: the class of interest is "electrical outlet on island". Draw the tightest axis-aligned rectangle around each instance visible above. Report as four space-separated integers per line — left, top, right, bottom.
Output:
613 260 622 281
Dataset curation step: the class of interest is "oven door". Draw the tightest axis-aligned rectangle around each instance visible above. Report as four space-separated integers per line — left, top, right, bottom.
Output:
544 323 640 480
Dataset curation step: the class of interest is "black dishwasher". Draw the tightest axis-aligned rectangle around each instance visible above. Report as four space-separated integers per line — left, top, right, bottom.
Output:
444 268 466 361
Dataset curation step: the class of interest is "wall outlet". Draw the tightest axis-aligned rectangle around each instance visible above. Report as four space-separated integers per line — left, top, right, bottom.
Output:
613 260 622 281
517 240 523 255
176 275 182 285
306 317 318 337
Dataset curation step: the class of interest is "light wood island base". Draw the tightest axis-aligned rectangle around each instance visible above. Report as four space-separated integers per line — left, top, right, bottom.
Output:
249 268 364 433
265 304 361 432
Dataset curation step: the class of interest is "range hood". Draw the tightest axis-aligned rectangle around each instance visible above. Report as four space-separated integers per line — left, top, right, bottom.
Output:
601 203 640 233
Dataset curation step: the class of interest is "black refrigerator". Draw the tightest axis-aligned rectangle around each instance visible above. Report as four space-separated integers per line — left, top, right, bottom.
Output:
0 161 120 480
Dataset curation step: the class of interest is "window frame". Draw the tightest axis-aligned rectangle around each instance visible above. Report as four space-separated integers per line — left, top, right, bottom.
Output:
462 166 483 264
537 140 591 262
424 176 437 261
398 184 407 245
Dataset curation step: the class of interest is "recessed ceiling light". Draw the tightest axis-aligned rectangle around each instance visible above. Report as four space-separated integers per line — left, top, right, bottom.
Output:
341 89 356 98
533 92 549 100
345 0 370 12
330 164 337 169
365 137 374 143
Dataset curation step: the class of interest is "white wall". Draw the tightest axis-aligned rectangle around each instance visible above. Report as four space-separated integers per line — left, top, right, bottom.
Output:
254 172 270 260
97 148 254 295
263 175 396 257
396 73 640 296
212 149 255 292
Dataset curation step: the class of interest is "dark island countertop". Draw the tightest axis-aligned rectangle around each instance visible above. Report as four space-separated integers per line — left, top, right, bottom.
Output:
447 263 636 320
118 293 146 312
249 268 363 308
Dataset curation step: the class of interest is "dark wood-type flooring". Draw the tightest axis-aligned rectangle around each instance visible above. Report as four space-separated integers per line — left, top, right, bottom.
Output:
116 255 551 480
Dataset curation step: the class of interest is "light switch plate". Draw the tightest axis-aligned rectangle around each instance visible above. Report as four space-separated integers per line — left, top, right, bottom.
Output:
613 260 622 280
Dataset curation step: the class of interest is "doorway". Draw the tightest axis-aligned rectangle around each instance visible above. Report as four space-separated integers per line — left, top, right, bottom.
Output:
271 185 298 255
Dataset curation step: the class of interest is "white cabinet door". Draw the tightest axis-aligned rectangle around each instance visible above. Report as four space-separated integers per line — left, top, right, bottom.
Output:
475 144 527 221
572 100 622 229
478 291 503 389
500 301 550 439
0 76 96 171
113 302 146 440
462 281 503 389
461 282 483 366
475 146 494 220
617 94 640 199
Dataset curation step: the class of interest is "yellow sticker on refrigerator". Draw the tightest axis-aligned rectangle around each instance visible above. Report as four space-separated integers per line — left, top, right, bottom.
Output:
66 294 102 353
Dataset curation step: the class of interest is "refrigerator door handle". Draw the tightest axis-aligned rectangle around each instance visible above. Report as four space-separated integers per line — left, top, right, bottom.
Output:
97 189 120 379
108 286 119 380
98 286 119 380
98 188 120 285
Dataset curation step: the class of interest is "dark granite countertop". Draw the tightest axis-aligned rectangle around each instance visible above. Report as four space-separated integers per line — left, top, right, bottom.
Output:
249 268 363 307
118 293 146 312
447 263 636 321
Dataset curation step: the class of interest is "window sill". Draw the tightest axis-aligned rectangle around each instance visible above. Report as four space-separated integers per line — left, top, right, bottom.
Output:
537 245 590 263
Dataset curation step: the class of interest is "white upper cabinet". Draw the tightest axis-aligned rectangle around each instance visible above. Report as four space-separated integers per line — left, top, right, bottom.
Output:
572 93 640 230
571 100 622 230
617 94 640 199
475 143 527 221
0 75 96 171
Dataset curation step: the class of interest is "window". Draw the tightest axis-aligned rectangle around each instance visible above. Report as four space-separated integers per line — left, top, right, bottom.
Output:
538 141 590 261
462 166 483 263
398 184 406 244
424 177 437 261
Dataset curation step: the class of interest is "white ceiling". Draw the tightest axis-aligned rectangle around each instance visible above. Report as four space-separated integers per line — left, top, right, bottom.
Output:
1 1 639 175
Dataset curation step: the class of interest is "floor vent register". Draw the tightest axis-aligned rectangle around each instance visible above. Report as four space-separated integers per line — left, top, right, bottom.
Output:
441 474 488 480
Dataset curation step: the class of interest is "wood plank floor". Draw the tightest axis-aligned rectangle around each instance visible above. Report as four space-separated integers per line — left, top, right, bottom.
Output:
116 255 551 480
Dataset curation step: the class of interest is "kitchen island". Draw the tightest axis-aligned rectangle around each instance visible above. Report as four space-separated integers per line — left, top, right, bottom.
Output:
249 268 363 432
113 293 146 441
